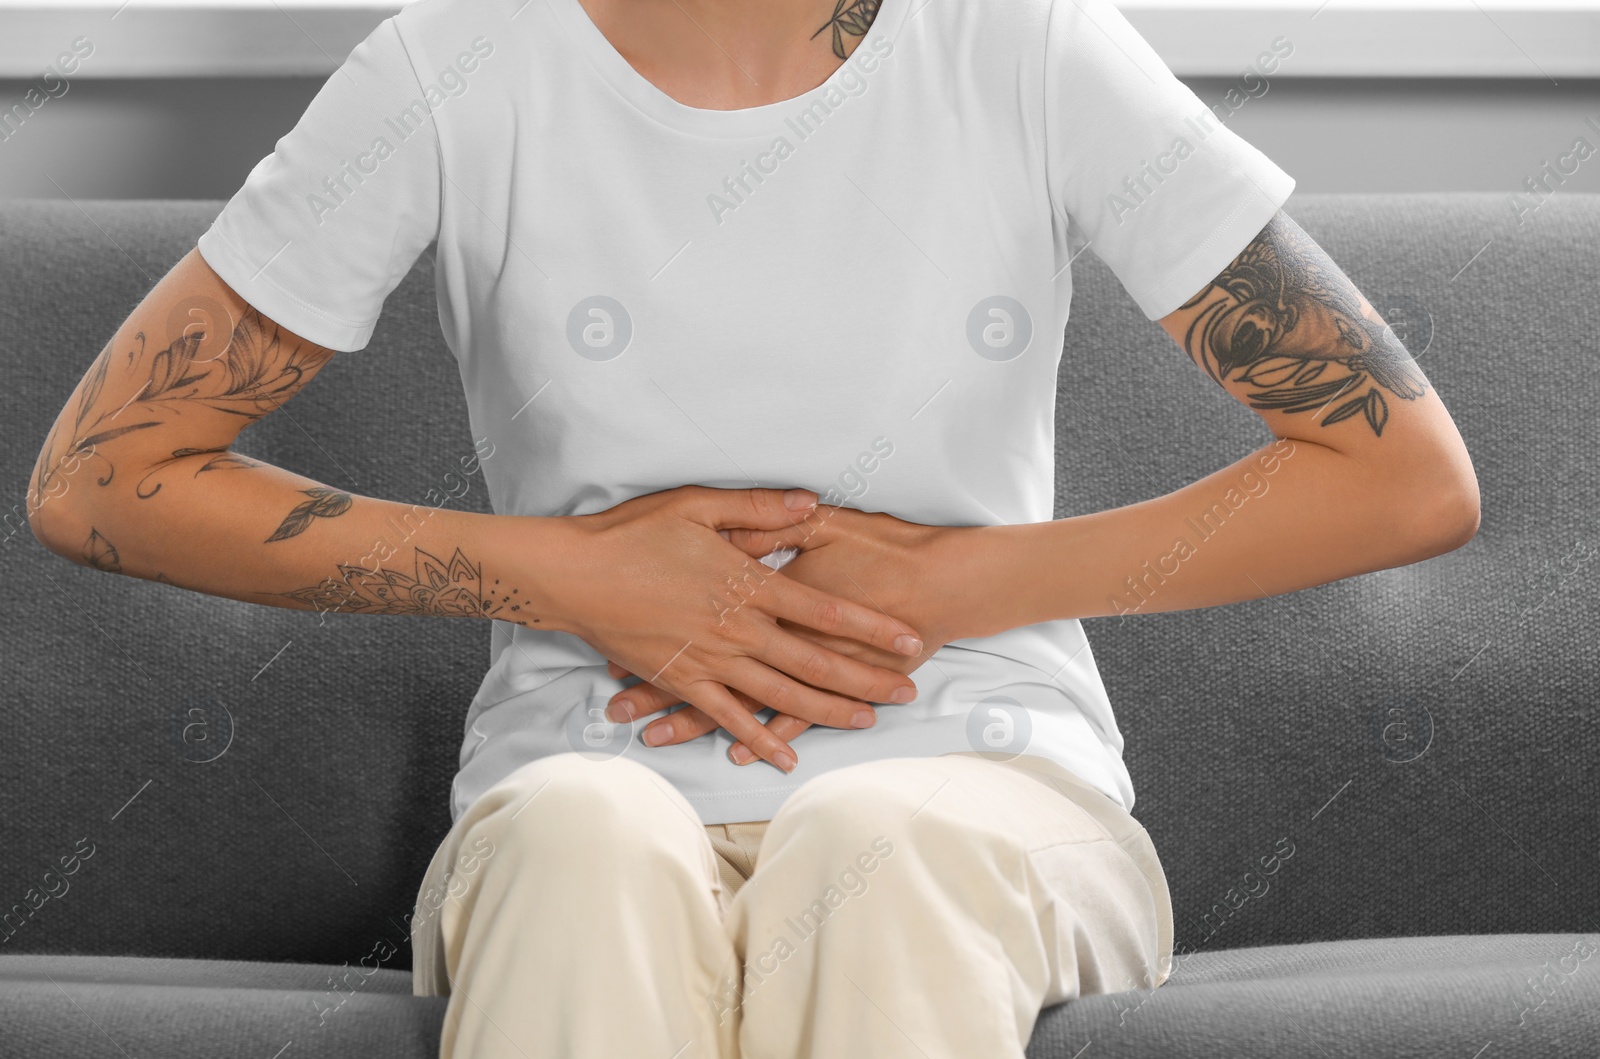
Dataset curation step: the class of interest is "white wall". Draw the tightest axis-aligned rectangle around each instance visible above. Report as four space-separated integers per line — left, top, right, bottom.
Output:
1 1 1597 200
2 74 1596 201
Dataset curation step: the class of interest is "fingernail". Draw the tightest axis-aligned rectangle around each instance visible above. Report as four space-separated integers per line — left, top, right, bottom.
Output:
606 698 631 723
851 708 875 728
642 721 672 746
730 744 754 764
889 685 916 704
893 634 923 656
783 489 816 510
773 749 797 773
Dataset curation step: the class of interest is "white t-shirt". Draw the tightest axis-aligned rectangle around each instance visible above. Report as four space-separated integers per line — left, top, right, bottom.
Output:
197 0 1294 825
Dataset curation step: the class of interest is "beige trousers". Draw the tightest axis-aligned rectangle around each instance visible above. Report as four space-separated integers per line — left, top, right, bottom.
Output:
411 749 1173 1059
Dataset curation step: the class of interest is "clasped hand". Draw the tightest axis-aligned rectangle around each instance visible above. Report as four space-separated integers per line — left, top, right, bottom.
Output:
569 487 987 770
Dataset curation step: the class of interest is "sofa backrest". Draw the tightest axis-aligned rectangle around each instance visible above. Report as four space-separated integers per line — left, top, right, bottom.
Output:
2 194 1595 970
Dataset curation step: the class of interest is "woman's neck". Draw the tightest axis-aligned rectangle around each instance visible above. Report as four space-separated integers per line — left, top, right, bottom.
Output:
577 0 884 110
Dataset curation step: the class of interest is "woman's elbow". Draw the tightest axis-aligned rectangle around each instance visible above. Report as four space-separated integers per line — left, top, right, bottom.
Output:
1419 474 1482 556
27 486 82 563
26 451 99 567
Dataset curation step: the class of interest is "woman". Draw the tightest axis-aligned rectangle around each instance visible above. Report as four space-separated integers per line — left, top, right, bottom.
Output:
27 0 1478 1054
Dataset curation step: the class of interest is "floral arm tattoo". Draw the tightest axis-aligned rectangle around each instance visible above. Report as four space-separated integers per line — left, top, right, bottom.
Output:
32 309 328 510
34 295 545 624
1174 211 1429 438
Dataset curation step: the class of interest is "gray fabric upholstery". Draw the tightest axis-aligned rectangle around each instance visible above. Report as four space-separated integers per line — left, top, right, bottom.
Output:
1026 934 1600 1058
1 954 439 1058
4 936 1596 1057
1 194 1596 1056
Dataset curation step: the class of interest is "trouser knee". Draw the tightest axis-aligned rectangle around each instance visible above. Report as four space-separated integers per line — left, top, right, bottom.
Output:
464 751 708 879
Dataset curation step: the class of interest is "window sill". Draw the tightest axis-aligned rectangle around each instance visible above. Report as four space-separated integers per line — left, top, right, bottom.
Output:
0 1 1594 79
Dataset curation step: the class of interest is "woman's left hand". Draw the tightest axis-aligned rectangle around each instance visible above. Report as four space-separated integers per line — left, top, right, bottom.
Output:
601 505 1000 764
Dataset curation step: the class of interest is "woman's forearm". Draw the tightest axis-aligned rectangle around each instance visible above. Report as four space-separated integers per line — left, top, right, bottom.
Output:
969 436 1478 632
31 439 557 627
24 255 568 630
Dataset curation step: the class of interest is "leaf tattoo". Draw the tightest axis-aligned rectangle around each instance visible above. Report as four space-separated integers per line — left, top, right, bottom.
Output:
810 0 881 59
195 451 261 473
134 445 263 499
83 528 122 573
30 306 333 511
1176 211 1428 438
31 345 162 493
137 311 330 420
147 330 210 399
265 486 353 542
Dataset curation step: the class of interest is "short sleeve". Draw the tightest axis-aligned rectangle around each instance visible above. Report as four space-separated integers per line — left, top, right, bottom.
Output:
196 16 441 352
1044 0 1295 321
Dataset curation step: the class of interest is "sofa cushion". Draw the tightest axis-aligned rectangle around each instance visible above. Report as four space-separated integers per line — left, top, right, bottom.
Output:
0 953 443 1059
1027 933 1600 1058
5 934 1595 1059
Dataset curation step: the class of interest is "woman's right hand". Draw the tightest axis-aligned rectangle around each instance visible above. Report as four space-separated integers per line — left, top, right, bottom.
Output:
520 485 925 774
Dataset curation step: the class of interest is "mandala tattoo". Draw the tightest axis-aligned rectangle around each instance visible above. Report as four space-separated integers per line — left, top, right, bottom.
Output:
811 0 881 59
1175 212 1429 438
278 545 542 623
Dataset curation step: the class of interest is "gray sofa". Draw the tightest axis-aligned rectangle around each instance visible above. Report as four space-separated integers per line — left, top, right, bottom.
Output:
1 193 1596 1057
